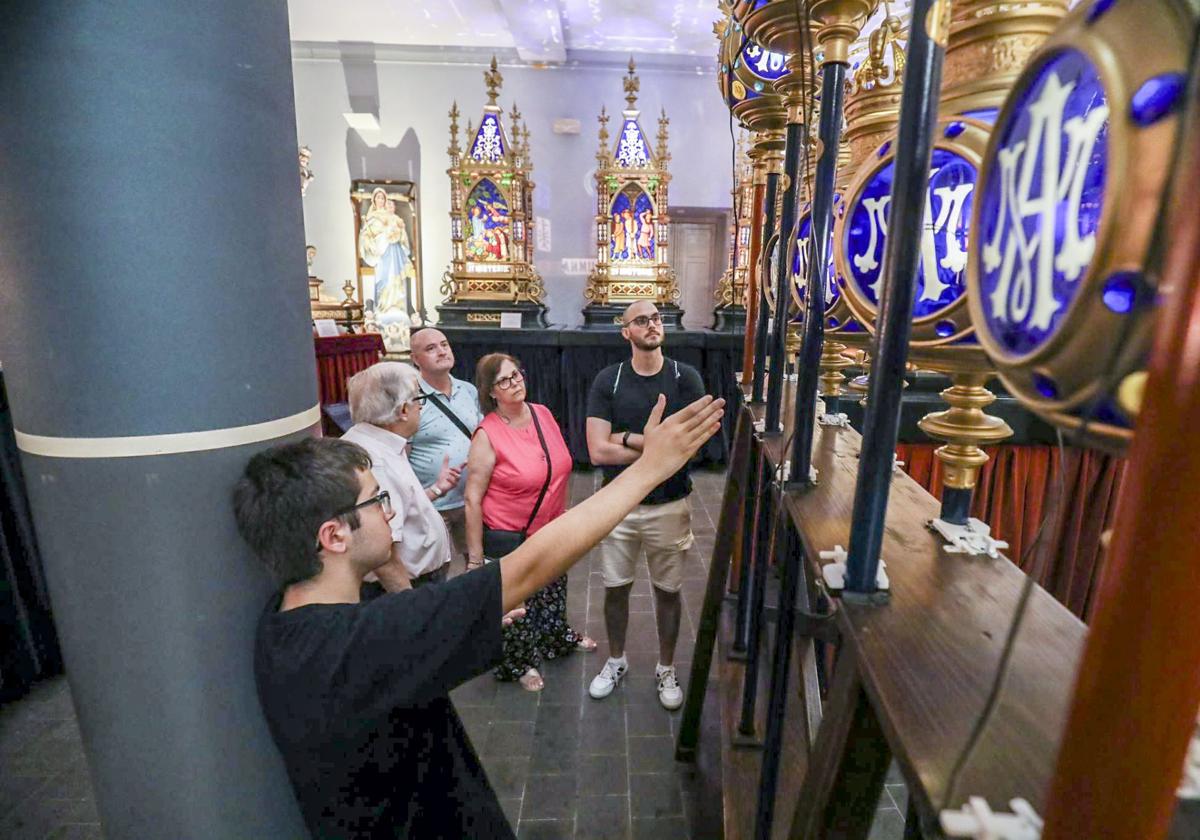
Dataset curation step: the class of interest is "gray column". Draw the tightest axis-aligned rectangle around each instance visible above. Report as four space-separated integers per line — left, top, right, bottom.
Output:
0 2 314 836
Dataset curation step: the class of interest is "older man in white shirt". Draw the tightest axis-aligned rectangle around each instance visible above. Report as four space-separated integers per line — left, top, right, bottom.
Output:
342 362 462 590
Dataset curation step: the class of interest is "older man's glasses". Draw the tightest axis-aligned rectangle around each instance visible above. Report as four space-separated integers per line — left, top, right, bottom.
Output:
624 313 663 328
494 369 526 391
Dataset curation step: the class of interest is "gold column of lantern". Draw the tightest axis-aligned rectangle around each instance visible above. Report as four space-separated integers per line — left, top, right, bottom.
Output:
438 57 547 327
736 3 822 381
582 60 677 329
838 0 1069 513
714 132 755 331
838 10 908 399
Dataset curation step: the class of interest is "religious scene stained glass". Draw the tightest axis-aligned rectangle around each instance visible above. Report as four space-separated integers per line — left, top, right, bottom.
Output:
463 178 512 263
609 186 655 261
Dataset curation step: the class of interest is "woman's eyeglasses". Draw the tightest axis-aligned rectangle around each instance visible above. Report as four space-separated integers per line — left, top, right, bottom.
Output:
624 313 663 328
494 368 526 391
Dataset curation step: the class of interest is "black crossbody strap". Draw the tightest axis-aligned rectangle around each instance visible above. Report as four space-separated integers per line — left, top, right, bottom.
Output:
426 391 473 439
521 405 554 537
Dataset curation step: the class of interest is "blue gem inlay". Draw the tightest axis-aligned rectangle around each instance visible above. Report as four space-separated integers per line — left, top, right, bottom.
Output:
975 48 1109 357
961 108 999 125
877 140 891 158
844 147 976 319
1087 0 1117 24
1101 272 1139 313
1130 73 1186 126
944 121 966 138
935 320 956 338
754 82 764 92
1033 373 1059 399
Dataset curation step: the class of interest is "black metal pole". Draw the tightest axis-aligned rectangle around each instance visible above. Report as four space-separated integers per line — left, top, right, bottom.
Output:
765 121 803 434
844 0 947 596
752 171 780 404
753 526 801 840
940 486 972 525
737 474 774 735
789 63 846 488
732 444 765 656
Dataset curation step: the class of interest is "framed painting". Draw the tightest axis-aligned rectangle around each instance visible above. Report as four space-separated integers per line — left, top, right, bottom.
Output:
350 179 424 353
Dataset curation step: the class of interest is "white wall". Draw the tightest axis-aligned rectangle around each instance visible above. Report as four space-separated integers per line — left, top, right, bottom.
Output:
292 54 734 326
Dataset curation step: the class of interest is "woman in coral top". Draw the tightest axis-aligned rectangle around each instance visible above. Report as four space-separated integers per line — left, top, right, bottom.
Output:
464 354 596 691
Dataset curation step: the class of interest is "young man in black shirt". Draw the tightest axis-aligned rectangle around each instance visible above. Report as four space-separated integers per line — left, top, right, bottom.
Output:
233 390 724 839
585 300 706 709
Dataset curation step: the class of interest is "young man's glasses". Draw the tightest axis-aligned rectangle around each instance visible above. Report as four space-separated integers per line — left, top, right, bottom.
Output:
494 369 526 391
410 392 431 406
624 313 663 328
331 490 393 519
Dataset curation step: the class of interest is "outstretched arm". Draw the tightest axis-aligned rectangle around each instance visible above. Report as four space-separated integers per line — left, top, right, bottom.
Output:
500 394 725 611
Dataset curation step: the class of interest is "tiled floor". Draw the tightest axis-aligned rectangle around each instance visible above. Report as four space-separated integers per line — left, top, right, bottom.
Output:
0 467 910 839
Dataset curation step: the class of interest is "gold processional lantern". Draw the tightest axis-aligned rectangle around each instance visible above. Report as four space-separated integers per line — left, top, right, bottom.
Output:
836 0 1069 524
718 9 791 334
581 60 677 329
741 0 879 391
714 133 756 331
803 8 909 405
438 58 547 327
967 0 1197 453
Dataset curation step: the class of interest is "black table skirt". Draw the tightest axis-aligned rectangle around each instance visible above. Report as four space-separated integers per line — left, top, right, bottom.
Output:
442 326 743 466
0 372 62 702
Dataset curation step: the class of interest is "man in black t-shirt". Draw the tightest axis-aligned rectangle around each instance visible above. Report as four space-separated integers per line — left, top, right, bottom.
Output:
233 390 725 838
585 300 705 710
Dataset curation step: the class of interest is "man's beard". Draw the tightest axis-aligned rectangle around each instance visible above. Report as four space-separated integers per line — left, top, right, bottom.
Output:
631 333 663 351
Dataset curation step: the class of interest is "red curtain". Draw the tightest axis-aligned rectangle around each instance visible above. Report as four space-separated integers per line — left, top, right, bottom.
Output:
313 334 385 405
896 443 1126 621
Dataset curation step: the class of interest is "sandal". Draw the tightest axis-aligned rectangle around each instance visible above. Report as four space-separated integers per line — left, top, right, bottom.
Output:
575 635 597 653
519 668 544 692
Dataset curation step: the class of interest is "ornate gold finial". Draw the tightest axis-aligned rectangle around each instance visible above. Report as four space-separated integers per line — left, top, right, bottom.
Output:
656 108 670 166
597 105 611 161
448 102 461 156
484 55 503 106
509 102 523 154
464 117 475 144
623 57 640 110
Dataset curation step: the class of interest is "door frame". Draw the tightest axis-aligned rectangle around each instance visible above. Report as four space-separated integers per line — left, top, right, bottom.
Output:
669 206 732 329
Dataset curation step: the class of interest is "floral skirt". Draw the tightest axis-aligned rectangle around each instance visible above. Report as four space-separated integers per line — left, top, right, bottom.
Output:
494 575 581 681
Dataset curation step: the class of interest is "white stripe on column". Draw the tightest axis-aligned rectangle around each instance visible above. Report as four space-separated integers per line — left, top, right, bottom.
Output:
14 404 322 458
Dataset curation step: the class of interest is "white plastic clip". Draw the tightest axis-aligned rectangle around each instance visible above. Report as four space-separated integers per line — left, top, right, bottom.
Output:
753 419 766 433
930 518 1009 558
773 462 818 485
818 412 851 428
820 545 889 591
939 797 1042 840
893 455 905 473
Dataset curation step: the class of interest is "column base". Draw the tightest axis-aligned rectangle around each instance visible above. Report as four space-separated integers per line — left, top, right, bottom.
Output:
580 303 683 330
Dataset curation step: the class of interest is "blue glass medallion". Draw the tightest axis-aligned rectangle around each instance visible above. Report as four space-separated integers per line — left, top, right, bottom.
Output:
793 211 838 310
935 319 956 338
844 147 976 319
741 39 787 85
975 49 1109 356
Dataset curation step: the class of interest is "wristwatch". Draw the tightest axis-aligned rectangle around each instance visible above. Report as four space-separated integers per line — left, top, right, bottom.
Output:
622 431 632 448
431 485 442 498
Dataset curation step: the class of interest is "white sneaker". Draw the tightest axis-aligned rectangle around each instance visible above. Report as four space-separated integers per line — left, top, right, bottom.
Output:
589 657 628 700
656 664 683 710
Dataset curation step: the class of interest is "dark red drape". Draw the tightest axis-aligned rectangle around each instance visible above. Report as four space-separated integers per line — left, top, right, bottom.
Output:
313 333 385 405
895 443 1126 621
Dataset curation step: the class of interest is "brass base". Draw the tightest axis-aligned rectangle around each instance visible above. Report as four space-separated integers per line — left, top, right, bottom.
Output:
917 372 1014 491
818 339 854 399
